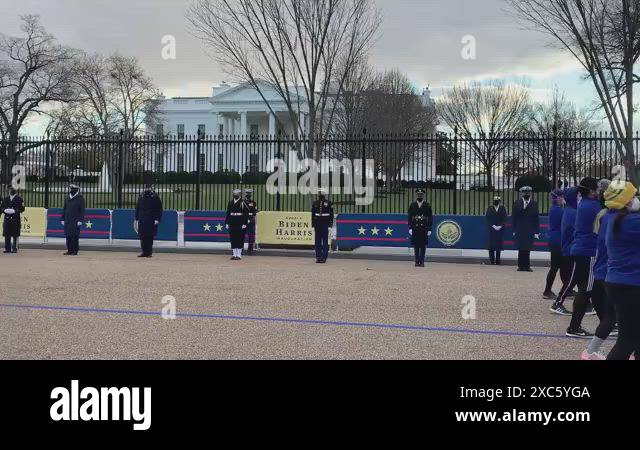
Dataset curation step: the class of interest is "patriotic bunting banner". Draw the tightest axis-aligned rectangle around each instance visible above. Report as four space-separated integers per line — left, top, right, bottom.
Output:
337 214 550 251
184 211 229 243
47 209 111 240
111 209 178 241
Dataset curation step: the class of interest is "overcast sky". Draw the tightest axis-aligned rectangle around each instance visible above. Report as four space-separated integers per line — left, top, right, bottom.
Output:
1 0 598 133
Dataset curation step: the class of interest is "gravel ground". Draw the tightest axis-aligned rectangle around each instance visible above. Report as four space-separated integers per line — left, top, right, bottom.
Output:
0 249 605 360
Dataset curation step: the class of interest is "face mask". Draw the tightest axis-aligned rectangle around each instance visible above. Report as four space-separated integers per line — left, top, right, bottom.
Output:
417 196 424 202
70 189 79 196
629 197 640 212
319 195 325 201
233 195 240 200
494 200 500 206
523 195 530 201
9 189 16 196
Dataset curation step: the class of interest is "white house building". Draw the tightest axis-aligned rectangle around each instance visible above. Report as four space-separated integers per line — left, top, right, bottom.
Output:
150 81 436 180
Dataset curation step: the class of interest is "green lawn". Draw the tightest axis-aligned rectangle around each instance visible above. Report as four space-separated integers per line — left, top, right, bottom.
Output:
20 183 552 216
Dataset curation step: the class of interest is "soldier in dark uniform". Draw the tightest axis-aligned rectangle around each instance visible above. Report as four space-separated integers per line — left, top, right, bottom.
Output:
135 183 163 258
1 185 25 253
485 195 508 265
311 188 334 263
512 186 540 272
244 188 258 255
226 189 249 260
61 183 86 255
408 189 433 267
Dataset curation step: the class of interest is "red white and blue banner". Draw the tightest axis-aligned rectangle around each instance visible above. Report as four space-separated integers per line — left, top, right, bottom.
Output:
184 211 229 243
46 209 111 240
336 214 550 251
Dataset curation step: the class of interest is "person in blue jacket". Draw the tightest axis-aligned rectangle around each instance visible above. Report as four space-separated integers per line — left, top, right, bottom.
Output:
135 183 163 258
603 181 640 360
551 186 578 315
543 189 565 298
61 183 86 256
511 186 540 271
580 192 617 359
562 177 602 338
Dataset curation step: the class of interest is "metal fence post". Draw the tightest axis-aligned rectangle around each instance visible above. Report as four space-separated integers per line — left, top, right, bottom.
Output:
195 131 202 210
551 124 558 189
117 129 124 209
44 133 51 209
276 131 282 211
361 128 367 213
453 127 459 215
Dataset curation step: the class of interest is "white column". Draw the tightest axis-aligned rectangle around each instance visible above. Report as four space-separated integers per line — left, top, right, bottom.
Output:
240 111 248 137
268 111 276 137
213 113 220 136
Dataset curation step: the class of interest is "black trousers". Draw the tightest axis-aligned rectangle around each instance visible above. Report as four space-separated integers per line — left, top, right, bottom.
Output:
140 235 154 256
488 250 502 264
414 245 426 264
544 244 563 292
229 225 245 249
4 236 17 252
517 250 531 270
65 236 80 254
556 255 594 331
606 282 640 360
592 279 616 340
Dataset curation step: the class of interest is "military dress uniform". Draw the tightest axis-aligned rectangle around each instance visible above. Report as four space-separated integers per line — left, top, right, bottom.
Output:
311 194 334 263
408 197 433 267
512 186 540 271
61 186 86 255
244 191 258 255
1 190 25 253
226 192 249 260
135 188 163 257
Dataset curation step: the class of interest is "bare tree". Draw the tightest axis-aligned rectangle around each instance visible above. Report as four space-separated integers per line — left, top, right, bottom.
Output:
187 0 381 161
437 81 532 189
505 0 640 182
0 15 77 184
525 88 595 180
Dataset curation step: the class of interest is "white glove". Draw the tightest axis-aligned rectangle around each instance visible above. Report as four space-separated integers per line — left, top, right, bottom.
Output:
513 232 516 237
535 234 540 240
242 225 247 229
4 208 15 215
134 220 139 233
225 224 229 230
77 221 83 226
428 231 432 236
61 221 65 226
154 220 159 225
409 229 413 236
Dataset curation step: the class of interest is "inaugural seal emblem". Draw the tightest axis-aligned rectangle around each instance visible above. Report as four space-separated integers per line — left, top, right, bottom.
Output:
436 220 462 247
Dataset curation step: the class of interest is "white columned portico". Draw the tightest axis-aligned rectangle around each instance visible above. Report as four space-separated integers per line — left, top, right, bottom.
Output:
240 111 248 136
268 111 276 137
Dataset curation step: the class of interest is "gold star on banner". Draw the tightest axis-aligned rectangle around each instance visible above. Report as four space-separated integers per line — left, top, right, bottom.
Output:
371 227 380 236
85 221 93 229
385 227 393 236
203 223 212 232
358 226 366 235
215 224 223 232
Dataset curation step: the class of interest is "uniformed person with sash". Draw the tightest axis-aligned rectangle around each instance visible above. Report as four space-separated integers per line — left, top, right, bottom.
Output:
61 183 86 256
1 185 25 254
225 189 249 260
244 188 258 255
311 188 334 263
485 195 508 265
408 189 433 267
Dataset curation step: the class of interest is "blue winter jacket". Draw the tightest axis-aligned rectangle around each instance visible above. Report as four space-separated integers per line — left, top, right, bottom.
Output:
571 197 602 257
561 187 578 257
605 212 640 287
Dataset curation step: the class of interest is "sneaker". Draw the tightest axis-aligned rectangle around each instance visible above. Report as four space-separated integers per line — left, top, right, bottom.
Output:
585 305 596 316
550 303 572 316
542 291 556 300
580 350 605 360
566 328 594 339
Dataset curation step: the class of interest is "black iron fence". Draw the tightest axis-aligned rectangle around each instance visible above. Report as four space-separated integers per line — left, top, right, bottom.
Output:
3 131 638 215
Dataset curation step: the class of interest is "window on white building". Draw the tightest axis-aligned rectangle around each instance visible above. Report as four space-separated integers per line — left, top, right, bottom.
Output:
249 153 258 173
218 124 224 137
155 152 165 173
250 124 259 140
217 153 223 172
198 153 206 173
198 124 206 137
156 124 164 137
177 124 185 140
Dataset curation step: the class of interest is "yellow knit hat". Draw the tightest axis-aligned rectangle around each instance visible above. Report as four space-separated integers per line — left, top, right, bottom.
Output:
604 181 638 210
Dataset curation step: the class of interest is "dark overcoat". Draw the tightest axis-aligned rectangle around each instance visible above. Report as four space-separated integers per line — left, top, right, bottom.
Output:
511 198 540 251
135 191 163 238
62 194 86 238
485 205 508 250
1 195 25 237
